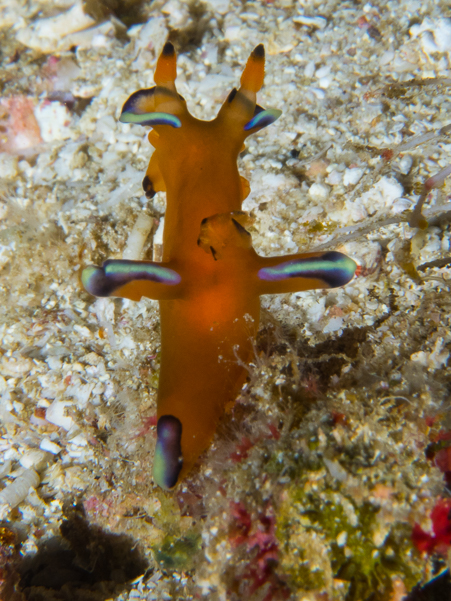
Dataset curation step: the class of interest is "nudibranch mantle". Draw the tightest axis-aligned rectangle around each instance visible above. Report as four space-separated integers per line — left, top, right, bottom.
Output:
82 43 357 490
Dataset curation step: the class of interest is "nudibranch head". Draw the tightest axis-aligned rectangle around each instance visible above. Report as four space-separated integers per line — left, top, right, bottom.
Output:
153 415 183 490
118 41 282 146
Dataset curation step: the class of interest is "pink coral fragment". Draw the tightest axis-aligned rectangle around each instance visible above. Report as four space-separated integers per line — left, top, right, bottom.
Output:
0 96 42 154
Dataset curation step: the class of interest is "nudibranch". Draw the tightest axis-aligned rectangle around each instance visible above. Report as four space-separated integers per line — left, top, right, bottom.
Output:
82 43 357 490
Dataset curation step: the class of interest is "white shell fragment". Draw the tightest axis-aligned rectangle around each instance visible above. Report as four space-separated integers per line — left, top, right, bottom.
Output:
323 316 344 334
153 217 165 261
293 15 327 30
34 102 72 143
16 1 97 53
343 168 364 186
19 449 47 470
308 182 330 201
410 18 451 53
356 176 404 215
128 16 168 55
398 155 413 175
0 469 40 518
410 338 449 370
324 458 348 482
45 400 75 431
122 213 153 260
392 197 414 214
40 438 63 455
0 461 12 480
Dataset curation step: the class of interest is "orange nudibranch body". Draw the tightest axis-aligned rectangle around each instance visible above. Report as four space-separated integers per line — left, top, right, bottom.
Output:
82 43 357 489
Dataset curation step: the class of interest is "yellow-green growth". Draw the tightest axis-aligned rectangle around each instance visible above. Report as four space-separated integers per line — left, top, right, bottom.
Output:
277 485 424 601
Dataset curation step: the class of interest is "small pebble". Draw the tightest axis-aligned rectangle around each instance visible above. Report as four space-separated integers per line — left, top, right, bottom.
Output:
398 155 413 175
308 182 330 201
343 168 364 186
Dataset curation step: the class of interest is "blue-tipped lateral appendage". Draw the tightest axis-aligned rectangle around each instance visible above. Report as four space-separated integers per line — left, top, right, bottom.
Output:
244 108 282 131
81 260 182 297
121 87 156 114
119 86 181 128
258 251 357 288
119 111 181 128
153 415 183 490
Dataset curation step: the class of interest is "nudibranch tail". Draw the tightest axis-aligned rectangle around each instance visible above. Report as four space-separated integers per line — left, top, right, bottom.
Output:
257 251 357 295
81 260 183 301
154 415 183 490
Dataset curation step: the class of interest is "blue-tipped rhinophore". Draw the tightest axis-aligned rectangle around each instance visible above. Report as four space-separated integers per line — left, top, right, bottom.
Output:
82 260 182 297
153 415 183 490
258 251 357 288
244 108 282 131
119 111 181 128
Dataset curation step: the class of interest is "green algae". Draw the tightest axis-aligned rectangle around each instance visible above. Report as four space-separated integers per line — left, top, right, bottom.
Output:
151 493 202 570
277 485 424 600
153 531 202 570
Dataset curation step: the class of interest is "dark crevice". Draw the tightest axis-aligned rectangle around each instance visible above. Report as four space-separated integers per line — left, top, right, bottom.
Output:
167 1 214 54
9 503 148 601
405 570 451 601
82 0 150 27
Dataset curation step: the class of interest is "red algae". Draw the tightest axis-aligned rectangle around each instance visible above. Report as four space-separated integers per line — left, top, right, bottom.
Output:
228 502 289 601
412 499 451 555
